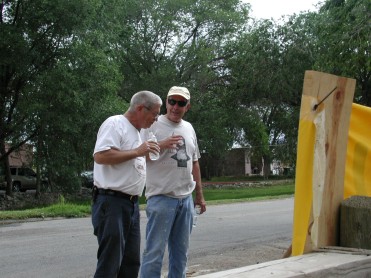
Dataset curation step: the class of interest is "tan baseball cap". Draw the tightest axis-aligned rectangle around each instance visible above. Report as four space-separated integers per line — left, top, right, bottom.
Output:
167 86 190 100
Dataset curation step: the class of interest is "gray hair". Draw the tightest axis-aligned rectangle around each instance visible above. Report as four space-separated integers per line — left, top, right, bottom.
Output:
129 91 162 112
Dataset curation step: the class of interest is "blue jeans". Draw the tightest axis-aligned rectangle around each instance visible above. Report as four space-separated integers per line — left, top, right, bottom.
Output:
140 195 194 278
92 194 141 278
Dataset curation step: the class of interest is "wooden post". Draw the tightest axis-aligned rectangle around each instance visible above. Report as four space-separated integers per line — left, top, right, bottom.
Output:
340 195 371 249
301 71 356 252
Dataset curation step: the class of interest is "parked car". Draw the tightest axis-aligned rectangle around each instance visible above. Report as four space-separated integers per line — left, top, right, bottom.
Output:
80 171 94 188
0 166 50 192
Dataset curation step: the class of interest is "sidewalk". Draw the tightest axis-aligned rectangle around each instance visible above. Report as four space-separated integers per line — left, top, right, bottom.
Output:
194 248 371 277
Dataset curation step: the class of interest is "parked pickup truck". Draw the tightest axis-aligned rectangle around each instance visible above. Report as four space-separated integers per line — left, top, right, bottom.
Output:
0 166 50 192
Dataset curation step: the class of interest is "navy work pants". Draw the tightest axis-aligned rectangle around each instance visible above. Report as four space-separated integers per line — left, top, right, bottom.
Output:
92 194 140 278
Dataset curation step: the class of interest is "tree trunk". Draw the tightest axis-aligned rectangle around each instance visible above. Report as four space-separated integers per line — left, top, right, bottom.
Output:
0 139 13 196
263 154 271 179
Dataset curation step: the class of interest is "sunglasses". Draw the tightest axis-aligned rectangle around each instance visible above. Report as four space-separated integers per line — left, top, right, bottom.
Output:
167 98 188 107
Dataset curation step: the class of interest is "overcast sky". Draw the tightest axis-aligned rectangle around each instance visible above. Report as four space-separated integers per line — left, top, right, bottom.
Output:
245 0 321 20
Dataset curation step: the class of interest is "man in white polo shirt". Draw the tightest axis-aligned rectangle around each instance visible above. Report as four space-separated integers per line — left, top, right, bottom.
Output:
92 90 162 278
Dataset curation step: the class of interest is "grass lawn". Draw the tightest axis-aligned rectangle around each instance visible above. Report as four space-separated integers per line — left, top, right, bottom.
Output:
202 183 294 203
0 181 295 221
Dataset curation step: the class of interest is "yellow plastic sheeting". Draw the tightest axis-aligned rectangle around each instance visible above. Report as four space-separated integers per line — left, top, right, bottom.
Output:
344 103 371 198
292 103 371 256
291 95 316 256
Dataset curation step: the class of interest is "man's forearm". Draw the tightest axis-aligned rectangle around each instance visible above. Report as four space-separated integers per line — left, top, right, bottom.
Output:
94 148 140 165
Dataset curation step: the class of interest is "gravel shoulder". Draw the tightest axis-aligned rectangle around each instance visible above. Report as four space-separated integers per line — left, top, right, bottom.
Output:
185 238 291 277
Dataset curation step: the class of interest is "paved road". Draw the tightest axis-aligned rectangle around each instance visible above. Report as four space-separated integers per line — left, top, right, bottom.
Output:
0 197 293 277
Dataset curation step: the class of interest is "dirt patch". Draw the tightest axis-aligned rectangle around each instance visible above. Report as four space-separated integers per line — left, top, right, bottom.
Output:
0 188 91 211
186 238 292 277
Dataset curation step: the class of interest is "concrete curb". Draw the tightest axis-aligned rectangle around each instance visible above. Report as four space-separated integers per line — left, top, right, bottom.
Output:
194 251 371 277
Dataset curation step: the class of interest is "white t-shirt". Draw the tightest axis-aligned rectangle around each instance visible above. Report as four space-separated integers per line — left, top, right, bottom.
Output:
93 115 146 196
141 115 201 199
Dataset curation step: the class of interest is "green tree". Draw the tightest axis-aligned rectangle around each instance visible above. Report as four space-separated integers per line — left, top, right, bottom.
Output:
117 0 250 101
225 13 320 177
315 0 371 106
0 0 125 195
115 0 251 177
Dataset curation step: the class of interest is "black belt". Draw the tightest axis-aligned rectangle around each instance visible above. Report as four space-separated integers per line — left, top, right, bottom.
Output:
96 188 138 202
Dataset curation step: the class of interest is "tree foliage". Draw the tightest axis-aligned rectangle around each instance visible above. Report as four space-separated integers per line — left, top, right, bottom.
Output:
0 0 125 194
314 0 371 106
224 14 319 176
115 0 251 175
0 0 370 194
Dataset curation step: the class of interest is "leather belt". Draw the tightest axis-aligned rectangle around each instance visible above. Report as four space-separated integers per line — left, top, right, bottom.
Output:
96 187 138 202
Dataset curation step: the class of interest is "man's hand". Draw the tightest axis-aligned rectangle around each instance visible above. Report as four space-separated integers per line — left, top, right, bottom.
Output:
159 135 183 150
137 141 160 158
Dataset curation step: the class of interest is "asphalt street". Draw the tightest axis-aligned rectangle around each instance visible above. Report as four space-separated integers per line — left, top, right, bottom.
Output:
0 197 294 277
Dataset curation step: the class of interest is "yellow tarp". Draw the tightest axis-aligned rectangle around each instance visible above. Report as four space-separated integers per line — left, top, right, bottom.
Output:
344 103 371 198
292 103 371 256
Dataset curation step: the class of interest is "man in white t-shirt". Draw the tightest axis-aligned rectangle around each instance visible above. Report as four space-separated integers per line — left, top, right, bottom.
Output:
140 86 206 278
92 90 162 278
